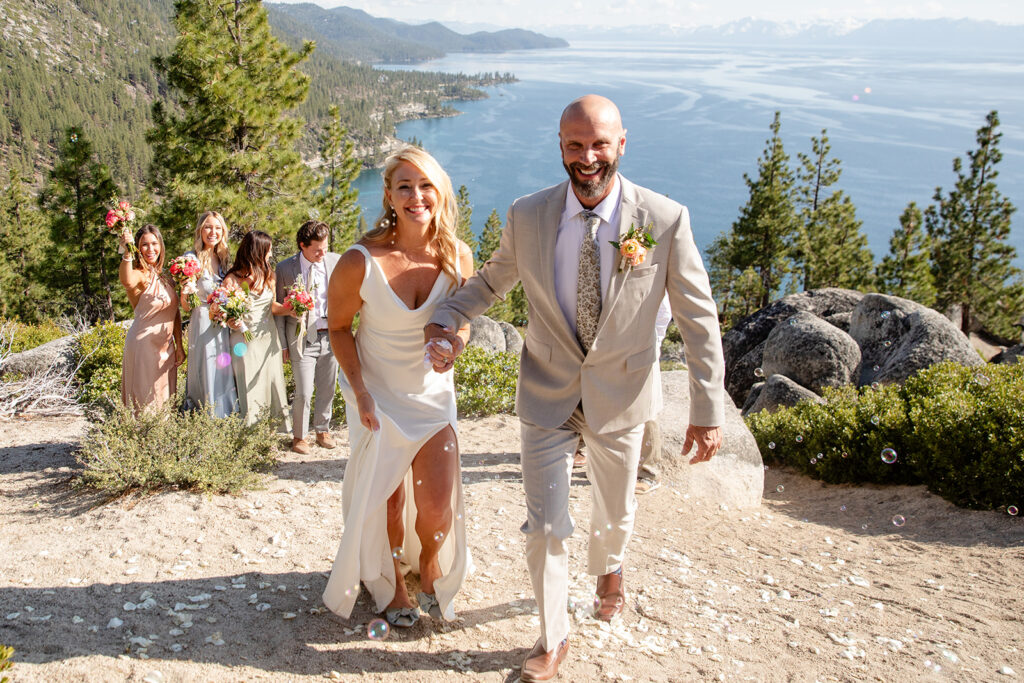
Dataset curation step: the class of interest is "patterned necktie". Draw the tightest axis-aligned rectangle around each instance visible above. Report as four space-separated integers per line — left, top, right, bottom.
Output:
576 210 602 351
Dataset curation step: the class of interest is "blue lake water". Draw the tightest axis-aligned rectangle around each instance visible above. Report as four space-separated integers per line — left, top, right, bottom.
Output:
353 40 1024 264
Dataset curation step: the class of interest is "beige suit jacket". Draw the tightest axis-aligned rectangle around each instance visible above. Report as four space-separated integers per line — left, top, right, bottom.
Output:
431 176 725 433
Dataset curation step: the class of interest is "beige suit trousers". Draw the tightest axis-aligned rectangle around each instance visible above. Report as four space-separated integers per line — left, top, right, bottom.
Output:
520 405 644 651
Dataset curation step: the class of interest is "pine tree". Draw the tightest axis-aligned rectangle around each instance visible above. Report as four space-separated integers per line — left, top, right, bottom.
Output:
927 110 1022 337
455 184 477 256
876 202 936 306
476 208 503 269
794 131 874 291
713 112 798 315
37 127 122 322
475 208 527 326
0 167 50 322
148 0 316 244
316 104 361 251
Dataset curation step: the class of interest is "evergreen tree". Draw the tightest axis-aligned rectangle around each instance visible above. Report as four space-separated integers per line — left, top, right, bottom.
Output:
316 104 361 251
709 112 798 320
148 0 316 244
476 208 503 269
37 127 122 322
876 202 936 305
794 131 874 291
475 208 527 326
455 184 477 256
0 167 49 322
927 110 1022 337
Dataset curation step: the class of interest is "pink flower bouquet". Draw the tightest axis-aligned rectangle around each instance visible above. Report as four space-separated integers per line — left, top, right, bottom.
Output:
169 254 202 309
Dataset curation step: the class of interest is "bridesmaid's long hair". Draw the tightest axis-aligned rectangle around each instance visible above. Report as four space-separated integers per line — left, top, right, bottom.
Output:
193 210 230 276
133 224 170 285
226 230 273 294
363 145 460 290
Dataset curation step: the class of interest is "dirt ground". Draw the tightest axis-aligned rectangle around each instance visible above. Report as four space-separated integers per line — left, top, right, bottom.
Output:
1 414 1022 682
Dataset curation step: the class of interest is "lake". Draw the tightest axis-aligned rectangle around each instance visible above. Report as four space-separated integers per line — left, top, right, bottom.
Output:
353 40 1024 263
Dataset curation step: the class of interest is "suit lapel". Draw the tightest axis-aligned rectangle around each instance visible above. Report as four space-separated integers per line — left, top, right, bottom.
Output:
598 177 649 331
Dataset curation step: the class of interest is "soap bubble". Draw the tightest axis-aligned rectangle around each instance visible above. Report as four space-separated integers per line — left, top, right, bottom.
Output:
367 618 389 640
391 547 404 560
754 367 765 378
233 342 247 357
872 365 880 372
840 505 847 512
776 485 784 493
871 415 880 426
768 442 776 450
881 448 898 464
880 311 892 320
433 531 445 542
1008 506 1019 516
216 352 232 368
795 435 803 443
892 515 906 527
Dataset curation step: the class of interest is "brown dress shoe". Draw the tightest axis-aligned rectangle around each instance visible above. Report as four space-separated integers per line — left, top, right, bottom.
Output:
572 449 586 468
290 437 310 455
316 431 336 449
521 637 569 682
594 567 625 621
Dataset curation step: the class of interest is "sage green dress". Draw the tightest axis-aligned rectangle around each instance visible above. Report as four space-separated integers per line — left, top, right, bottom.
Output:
230 287 290 431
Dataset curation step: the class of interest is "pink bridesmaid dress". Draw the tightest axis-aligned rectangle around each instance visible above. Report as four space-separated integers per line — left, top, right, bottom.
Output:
121 273 179 411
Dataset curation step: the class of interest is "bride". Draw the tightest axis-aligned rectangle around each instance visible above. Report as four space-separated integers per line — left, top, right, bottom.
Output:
323 146 474 628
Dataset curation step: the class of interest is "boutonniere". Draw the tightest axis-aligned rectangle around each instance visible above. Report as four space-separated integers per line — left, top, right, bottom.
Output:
610 223 657 272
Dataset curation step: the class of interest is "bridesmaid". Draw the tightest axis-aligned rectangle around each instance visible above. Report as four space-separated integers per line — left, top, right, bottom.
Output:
182 210 238 417
118 224 184 412
222 230 293 430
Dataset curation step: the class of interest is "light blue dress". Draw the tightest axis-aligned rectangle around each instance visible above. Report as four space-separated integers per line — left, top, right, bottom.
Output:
183 253 238 417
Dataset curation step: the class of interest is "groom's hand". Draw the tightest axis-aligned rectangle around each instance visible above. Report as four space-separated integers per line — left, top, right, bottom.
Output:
682 425 722 464
424 323 464 372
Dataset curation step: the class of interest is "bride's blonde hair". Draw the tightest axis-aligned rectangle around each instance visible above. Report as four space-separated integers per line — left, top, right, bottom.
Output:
363 145 461 289
193 210 230 276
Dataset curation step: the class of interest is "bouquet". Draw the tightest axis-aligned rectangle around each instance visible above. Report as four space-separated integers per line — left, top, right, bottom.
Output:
105 199 139 258
169 254 202 309
208 284 253 343
282 275 316 341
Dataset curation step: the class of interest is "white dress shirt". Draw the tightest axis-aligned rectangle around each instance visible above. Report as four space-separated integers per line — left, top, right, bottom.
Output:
554 176 622 337
299 252 329 331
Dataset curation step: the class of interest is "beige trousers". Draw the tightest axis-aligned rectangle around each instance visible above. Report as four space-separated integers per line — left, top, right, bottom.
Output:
520 405 644 651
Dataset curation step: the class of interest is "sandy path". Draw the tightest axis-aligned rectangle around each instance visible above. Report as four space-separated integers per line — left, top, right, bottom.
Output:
1 415 1022 682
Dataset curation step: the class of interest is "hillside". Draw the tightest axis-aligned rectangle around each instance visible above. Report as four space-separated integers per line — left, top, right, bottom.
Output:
0 0 557 190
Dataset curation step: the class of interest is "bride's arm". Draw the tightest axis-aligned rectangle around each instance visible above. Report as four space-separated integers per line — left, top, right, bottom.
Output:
327 248 378 431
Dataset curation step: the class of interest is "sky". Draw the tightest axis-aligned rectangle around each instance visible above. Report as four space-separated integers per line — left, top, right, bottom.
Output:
270 0 1024 29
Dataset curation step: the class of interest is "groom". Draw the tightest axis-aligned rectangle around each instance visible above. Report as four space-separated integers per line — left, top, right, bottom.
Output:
426 95 725 680
275 219 341 455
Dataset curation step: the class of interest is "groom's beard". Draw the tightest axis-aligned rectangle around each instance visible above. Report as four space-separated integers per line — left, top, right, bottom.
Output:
564 156 619 201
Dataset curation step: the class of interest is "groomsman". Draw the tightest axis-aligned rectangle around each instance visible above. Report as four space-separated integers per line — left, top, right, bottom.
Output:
276 220 341 454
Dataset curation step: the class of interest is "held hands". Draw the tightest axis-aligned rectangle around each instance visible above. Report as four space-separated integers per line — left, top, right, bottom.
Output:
682 425 723 465
424 323 464 373
356 391 380 432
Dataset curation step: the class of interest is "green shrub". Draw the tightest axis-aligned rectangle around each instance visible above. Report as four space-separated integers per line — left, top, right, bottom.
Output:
76 400 279 495
746 361 1024 510
0 644 12 683
454 345 518 417
2 318 66 354
74 322 127 404
903 362 1024 509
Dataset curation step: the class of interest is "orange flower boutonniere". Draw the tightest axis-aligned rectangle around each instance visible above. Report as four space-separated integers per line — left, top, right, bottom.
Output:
610 223 657 272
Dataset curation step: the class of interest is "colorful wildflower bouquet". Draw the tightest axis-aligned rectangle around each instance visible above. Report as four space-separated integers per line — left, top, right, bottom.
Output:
208 284 253 343
282 275 316 341
104 199 139 258
169 254 202 309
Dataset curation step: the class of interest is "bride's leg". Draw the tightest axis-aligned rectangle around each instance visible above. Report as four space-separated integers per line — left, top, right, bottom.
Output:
386 482 415 609
411 425 458 594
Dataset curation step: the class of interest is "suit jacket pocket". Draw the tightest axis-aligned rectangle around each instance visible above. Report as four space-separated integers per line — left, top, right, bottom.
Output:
626 264 658 281
626 345 658 372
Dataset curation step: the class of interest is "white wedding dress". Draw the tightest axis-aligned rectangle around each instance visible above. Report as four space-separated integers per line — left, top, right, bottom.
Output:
323 244 470 620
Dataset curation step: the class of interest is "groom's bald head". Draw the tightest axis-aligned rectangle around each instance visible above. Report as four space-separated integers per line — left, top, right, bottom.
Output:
559 95 627 208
